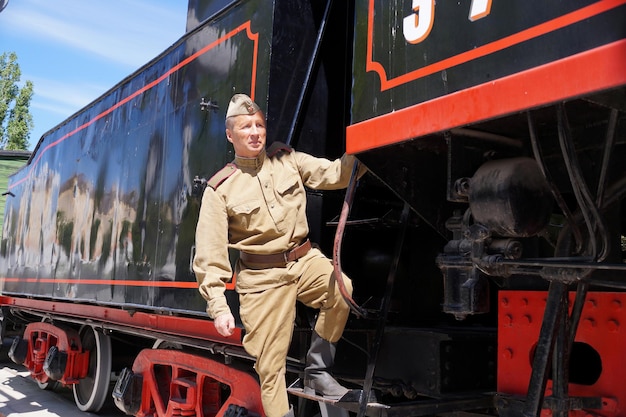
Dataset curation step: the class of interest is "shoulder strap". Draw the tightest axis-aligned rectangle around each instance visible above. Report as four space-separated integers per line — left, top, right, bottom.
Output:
267 141 293 157
207 163 237 190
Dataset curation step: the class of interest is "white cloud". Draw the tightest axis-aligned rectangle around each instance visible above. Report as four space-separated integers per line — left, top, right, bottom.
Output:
28 75 106 114
5 0 183 69
31 100 76 119
9 0 185 109
1 0 186 149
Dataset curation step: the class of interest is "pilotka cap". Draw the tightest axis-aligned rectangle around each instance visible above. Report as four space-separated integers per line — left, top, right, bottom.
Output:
226 94 261 118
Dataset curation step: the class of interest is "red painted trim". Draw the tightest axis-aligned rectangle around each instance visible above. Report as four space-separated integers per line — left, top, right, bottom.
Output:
0 295 243 347
347 40 626 154
21 322 89 385
132 350 264 416
366 0 626 91
10 21 259 191
2 277 198 289
1 273 236 291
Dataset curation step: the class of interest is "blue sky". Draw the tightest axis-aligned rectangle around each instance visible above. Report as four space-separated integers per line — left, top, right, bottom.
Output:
0 0 189 151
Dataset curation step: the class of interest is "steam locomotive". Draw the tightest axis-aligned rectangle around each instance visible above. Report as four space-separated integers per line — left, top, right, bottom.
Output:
1 0 625 416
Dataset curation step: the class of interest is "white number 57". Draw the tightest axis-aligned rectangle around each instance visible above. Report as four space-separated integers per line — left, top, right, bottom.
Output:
403 0 492 44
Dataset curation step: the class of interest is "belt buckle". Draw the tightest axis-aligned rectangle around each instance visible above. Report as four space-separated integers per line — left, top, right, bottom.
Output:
283 250 290 264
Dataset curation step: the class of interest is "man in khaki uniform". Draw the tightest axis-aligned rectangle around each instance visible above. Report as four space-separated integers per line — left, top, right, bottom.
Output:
193 94 365 417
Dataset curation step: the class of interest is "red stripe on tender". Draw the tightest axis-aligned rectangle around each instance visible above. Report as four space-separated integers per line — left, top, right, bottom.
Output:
2 274 237 290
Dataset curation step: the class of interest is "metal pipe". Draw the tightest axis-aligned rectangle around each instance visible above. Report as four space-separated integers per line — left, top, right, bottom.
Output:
596 109 619 206
450 127 523 148
522 281 567 417
501 258 626 271
527 111 583 253
556 104 609 261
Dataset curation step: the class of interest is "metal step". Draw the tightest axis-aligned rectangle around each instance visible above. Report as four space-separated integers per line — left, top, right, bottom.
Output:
288 379 496 417
287 379 387 417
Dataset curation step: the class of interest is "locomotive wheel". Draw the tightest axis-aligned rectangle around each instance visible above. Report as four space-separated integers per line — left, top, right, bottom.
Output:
72 326 112 412
37 379 59 391
152 339 183 350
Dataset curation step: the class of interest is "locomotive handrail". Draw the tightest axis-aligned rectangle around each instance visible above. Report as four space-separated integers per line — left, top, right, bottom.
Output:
285 0 334 147
332 160 368 319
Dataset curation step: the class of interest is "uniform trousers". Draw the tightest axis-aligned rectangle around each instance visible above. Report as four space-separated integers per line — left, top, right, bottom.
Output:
238 248 353 417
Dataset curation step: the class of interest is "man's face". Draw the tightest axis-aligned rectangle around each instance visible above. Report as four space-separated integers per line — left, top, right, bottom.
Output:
226 112 266 158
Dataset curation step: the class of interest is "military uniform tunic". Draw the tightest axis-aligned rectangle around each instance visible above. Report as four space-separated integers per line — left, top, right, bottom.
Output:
193 143 361 417
194 144 360 318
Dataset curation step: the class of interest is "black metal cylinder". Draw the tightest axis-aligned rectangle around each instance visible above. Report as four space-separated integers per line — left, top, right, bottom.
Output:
469 157 553 237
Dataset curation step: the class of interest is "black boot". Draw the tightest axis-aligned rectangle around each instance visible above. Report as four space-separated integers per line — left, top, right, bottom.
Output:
303 331 349 399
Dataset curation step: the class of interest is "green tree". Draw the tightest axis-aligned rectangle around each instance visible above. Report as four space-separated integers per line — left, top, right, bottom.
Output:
0 52 34 150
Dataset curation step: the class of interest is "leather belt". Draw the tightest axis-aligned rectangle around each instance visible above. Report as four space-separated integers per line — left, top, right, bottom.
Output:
240 239 311 265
